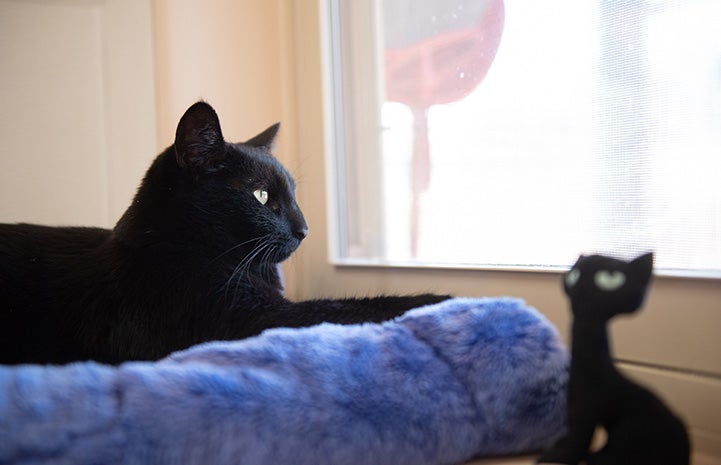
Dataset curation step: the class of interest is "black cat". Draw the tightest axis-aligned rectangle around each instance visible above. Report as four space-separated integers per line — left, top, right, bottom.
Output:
0 102 449 365
538 252 689 465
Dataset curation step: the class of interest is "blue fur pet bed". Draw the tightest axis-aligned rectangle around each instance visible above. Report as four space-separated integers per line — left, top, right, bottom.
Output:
0 297 567 465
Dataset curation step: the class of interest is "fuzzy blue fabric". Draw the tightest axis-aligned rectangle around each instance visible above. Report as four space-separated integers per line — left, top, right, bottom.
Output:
0 297 567 465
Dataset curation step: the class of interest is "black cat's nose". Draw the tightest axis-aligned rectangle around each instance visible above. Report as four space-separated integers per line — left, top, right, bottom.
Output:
292 209 308 240
294 226 308 240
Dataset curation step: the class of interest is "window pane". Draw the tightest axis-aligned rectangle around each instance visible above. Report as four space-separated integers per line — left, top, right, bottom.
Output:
330 0 721 276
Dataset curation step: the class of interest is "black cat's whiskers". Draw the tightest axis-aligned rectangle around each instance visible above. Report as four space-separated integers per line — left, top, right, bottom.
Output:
223 241 269 287
258 244 280 284
208 234 271 268
221 238 279 307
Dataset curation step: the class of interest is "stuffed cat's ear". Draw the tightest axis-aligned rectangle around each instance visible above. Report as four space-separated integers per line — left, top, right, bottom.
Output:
245 122 280 150
175 101 226 171
631 252 654 283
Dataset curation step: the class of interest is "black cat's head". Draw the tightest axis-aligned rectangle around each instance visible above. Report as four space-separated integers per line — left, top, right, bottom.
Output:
169 101 307 264
563 252 654 320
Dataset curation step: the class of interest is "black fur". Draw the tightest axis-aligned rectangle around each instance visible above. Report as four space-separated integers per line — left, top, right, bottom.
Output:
538 252 690 465
0 102 449 364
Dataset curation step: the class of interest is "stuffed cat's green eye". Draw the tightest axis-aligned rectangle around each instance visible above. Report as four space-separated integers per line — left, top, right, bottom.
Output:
566 269 581 287
594 270 626 291
253 189 269 205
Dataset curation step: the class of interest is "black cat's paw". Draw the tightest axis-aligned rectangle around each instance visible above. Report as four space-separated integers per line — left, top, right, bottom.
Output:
411 293 452 306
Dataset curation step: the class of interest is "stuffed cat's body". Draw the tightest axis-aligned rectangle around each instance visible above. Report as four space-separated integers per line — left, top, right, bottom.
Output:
0 102 448 364
538 252 689 465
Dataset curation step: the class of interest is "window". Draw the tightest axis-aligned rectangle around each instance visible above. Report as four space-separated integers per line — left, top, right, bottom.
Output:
329 0 721 277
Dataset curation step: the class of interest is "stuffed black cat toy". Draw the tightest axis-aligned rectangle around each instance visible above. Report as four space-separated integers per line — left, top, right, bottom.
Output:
538 252 690 465
0 102 449 365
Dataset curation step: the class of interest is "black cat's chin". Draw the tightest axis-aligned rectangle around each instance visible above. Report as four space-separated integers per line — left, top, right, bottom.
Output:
241 233 302 267
271 238 302 263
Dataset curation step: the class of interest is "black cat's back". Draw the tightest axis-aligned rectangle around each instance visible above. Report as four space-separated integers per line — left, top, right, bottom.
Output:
0 223 111 300
0 223 113 363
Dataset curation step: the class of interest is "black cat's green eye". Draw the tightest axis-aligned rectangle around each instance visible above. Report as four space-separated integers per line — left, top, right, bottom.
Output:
253 189 269 205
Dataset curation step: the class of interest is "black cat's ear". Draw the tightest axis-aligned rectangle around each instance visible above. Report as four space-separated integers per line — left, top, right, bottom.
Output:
631 252 654 283
175 101 226 172
245 122 280 150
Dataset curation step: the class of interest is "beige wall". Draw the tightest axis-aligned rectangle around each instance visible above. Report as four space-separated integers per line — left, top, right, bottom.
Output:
152 0 297 154
0 0 156 227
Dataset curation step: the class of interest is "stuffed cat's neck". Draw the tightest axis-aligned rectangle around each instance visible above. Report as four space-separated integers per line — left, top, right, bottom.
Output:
570 318 612 360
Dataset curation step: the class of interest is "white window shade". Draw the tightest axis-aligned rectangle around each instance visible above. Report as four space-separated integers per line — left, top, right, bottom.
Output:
329 0 721 277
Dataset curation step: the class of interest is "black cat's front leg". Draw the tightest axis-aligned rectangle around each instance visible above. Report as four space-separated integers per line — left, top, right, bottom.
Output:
247 293 451 335
297 293 452 325
343 293 452 318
